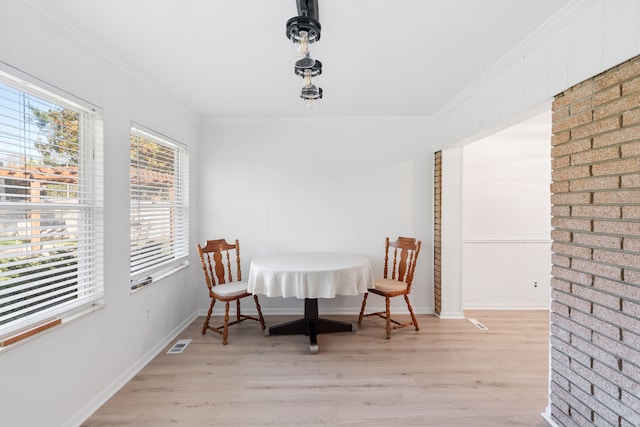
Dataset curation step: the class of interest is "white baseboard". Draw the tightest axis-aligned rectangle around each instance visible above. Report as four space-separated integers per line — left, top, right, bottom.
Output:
64 311 199 427
198 306 436 316
541 410 560 426
435 311 466 319
463 304 550 310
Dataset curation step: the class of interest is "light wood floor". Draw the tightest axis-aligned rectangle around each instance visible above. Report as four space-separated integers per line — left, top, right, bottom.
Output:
83 310 550 427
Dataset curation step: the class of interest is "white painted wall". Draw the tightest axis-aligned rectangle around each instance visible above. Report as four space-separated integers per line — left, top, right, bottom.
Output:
462 112 552 309
435 0 640 148
436 0 640 317
0 2 201 426
440 147 464 318
198 117 434 315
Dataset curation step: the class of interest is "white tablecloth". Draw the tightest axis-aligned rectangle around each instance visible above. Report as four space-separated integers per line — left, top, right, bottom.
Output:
248 252 375 299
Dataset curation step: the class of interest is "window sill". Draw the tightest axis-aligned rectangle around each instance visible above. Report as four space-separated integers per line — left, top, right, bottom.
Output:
130 261 189 294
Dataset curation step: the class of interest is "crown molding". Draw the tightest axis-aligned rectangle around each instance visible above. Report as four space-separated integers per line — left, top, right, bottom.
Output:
434 0 600 119
15 0 198 119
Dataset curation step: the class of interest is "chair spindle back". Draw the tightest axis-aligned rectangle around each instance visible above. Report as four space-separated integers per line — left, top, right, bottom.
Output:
383 236 421 288
197 239 242 292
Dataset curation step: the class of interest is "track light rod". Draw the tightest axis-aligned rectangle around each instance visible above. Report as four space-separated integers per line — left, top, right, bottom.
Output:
296 0 319 21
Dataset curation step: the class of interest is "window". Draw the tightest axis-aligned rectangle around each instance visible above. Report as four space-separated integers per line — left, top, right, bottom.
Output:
0 70 104 343
130 126 188 289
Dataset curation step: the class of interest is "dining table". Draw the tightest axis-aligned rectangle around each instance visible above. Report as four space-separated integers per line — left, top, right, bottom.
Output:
247 252 375 353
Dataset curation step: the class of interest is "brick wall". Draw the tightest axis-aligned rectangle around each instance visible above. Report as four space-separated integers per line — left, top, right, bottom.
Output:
550 55 640 426
434 151 442 316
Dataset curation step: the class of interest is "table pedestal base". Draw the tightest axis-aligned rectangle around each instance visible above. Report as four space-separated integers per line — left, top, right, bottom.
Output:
268 298 355 353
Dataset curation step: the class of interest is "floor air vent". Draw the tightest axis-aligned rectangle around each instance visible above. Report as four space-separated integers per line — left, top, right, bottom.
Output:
467 318 489 330
167 339 192 354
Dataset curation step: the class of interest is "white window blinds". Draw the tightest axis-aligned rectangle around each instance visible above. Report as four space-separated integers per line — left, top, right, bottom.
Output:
130 126 188 288
0 71 104 339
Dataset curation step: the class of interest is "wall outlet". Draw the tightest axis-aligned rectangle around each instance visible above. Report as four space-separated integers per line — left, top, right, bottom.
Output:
145 308 150 319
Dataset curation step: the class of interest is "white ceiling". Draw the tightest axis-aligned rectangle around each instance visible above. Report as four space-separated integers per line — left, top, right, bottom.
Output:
42 0 572 118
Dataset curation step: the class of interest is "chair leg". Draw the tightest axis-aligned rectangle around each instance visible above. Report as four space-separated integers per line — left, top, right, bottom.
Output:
358 293 368 325
236 299 241 321
385 297 392 339
405 294 419 331
222 301 230 345
202 298 215 334
254 295 266 329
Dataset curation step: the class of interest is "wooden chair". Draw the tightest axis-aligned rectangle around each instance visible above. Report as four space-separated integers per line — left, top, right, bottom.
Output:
197 239 265 344
358 236 422 339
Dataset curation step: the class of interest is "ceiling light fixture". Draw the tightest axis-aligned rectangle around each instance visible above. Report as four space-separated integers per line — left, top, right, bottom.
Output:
286 0 323 107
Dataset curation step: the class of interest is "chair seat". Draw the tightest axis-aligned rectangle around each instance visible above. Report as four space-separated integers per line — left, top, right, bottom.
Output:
373 278 409 293
211 281 250 297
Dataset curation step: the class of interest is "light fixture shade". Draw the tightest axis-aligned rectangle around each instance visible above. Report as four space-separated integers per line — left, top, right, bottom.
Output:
286 15 321 44
294 56 322 78
300 85 323 100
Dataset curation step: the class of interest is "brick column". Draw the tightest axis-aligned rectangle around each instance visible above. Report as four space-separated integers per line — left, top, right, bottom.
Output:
550 55 640 427
434 150 442 316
